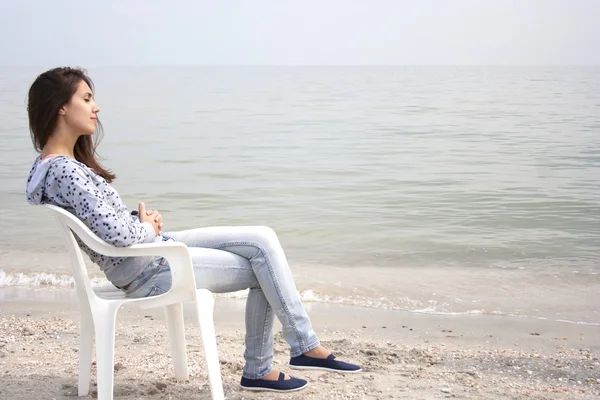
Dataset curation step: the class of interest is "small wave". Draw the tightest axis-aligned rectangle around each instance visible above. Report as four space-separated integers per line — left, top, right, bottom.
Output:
0 269 108 288
533 316 600 327
412 307 485 316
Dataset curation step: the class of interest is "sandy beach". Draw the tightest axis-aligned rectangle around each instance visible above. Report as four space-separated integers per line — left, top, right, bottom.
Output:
0 288 598 399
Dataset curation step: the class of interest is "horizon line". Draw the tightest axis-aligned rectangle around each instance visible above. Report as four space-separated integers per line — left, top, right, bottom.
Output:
1 63 600 68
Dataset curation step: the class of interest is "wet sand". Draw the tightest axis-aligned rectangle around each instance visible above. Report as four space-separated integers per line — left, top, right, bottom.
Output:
0 288 599 399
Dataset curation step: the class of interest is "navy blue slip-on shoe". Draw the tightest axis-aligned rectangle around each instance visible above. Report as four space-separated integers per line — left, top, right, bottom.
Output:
289 353 362 373
240 372 308 392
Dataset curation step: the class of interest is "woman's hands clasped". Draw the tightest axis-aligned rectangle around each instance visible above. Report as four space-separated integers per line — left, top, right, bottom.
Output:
138 202 164 235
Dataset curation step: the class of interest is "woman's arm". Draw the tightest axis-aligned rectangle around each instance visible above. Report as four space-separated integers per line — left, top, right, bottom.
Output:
44 161 157 247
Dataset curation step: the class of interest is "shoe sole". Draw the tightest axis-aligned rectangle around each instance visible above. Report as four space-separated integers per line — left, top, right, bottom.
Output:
289 365 362 373
239 382 309 393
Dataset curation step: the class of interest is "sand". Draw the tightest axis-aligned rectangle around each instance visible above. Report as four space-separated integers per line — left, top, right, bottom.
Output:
0 288 599 399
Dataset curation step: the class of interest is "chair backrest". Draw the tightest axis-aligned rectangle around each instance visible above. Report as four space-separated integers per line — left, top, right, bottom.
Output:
45 204 103 308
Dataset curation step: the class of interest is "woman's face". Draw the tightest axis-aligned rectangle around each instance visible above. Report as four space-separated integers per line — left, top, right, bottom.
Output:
60 80 100 136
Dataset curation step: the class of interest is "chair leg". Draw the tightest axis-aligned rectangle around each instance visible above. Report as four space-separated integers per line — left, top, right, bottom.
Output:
195 289 225 400
78 310 94 396
164 303 189 380
94 308 118 400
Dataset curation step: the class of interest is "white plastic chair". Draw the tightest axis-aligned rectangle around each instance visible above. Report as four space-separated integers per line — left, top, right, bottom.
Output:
45 204 225 400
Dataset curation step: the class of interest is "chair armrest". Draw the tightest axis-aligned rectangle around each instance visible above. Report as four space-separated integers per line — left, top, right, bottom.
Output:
99 242 196 293
101 241 190 258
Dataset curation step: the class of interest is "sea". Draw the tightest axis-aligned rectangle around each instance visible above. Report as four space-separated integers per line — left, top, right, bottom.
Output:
0 66 598 325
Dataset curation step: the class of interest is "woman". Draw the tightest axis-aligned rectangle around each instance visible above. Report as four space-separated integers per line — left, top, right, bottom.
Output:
25 67 360 393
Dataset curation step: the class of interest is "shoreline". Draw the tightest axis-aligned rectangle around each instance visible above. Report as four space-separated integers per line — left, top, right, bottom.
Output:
1 288 599 399
3 262 600 327
2 284 599 327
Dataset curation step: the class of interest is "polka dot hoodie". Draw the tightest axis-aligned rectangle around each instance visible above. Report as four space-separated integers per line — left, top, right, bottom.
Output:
26 155 157 288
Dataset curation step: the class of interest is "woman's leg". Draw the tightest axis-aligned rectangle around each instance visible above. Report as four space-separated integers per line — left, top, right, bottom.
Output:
165 226 320 379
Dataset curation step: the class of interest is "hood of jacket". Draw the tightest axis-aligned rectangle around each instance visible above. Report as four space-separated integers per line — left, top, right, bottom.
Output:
26 156 52 205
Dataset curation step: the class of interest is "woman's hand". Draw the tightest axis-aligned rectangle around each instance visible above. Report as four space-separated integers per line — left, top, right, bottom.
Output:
146 208 164 231
138 202 163 235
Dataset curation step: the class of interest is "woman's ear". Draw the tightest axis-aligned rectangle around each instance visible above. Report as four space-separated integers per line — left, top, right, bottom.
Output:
58 107 66 116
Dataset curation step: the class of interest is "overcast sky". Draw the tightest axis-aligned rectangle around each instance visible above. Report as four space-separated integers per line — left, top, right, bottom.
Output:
1 0 598 66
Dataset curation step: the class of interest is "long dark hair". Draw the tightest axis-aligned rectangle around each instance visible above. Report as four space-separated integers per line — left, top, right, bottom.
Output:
27 67 115 182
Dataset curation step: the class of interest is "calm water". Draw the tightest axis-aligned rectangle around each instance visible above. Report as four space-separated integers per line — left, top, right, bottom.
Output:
1 66 599 323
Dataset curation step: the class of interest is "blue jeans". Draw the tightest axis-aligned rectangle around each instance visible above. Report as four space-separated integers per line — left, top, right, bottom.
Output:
123 226 320 379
